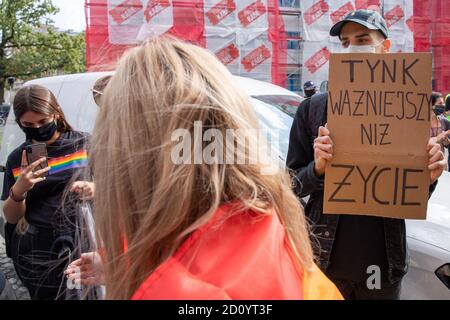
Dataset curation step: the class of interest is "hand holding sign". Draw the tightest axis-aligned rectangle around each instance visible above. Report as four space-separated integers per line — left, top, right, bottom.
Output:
314 125 334 176
435 130 450 147
427 137 446 184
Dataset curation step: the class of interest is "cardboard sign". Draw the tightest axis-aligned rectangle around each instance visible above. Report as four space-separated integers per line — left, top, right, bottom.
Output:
324 53 432 219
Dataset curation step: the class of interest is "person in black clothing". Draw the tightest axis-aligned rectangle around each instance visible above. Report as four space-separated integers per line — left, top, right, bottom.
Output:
2 85 94 300
430 92 450 169
446 96 450 170
286 10 446 300
445 94 450 120
431 92 445 117
303 81 317 98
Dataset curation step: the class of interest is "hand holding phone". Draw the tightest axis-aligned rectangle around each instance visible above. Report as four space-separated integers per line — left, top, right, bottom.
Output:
11 149 51 199
26 143 49 176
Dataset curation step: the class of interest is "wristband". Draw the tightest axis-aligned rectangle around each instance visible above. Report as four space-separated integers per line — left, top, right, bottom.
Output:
9 187 26 202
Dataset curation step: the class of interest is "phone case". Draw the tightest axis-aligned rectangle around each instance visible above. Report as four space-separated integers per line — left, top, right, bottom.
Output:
26 143 49 175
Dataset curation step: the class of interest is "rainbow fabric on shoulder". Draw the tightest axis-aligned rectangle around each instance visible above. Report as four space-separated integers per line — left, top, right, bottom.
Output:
12 149 88 179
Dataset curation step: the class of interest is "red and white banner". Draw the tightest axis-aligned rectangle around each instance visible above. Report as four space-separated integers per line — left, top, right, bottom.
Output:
87 0 450 94
86 0 285 86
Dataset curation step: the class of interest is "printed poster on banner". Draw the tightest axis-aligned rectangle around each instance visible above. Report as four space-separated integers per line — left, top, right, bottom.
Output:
108 0 174 44
383 0 414 53
208 35 241 75
300 0 331 41
204 0 238 30
204 0 272 83
239 37 272 82
208 35 273 83
235 0 272 82
301 41 332 89
137 0 174 42
108 0 144 44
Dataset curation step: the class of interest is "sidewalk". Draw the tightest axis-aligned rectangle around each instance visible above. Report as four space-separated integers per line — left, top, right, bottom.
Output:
0 234 30 300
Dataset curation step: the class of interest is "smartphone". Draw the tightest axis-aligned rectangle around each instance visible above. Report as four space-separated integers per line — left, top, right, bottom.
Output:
26 143 49 176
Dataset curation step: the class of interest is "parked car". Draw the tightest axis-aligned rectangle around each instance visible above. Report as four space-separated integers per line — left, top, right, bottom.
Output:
0 104 10 127
0 72 448 299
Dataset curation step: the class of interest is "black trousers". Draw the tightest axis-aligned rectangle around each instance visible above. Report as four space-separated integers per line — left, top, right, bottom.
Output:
330 277 402 300
8 224 75 300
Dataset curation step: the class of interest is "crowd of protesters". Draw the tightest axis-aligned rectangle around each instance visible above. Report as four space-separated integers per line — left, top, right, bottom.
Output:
1 9 448 300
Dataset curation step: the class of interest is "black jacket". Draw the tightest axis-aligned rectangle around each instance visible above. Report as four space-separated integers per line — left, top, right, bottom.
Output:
286 92 437 284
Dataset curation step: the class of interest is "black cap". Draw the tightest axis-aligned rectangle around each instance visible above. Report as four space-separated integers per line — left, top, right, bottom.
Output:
330 9 389 39
303 81 316 90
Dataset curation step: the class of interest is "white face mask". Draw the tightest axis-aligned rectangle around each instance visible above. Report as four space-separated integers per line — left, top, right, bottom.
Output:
347 44 377 53
344 40 385 54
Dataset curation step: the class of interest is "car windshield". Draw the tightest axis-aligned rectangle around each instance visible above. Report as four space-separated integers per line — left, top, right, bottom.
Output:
250 97 295 161
252 95 301 118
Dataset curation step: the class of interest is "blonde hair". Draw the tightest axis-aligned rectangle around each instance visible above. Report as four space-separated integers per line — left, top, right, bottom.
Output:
91 36 313 299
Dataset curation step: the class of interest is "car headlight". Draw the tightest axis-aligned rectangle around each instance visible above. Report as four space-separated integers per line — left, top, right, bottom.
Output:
435 263 450 290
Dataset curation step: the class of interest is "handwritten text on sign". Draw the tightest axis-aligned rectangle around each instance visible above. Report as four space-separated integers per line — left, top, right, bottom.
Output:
324 53 432 219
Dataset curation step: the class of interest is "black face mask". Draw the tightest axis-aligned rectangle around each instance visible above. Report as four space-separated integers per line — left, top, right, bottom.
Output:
305 89 316 98
434 105 445 116
21 121 58 142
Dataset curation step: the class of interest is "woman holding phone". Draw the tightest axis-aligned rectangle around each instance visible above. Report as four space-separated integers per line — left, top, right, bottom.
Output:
2 84 93 300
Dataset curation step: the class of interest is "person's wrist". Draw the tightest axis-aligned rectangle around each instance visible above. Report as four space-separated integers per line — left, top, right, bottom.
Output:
314 163 325 177
10 186 27 202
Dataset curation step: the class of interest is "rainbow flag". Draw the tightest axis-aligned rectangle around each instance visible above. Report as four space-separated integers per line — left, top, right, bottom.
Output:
12 150 88 179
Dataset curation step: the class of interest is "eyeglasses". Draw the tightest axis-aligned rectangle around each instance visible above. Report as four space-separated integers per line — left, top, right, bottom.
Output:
90 88 103 96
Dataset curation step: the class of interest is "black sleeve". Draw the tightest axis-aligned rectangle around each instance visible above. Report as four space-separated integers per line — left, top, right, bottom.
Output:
443 118 450 131
442 118 450 149
429 180 438 199
286 99 324 198
1 160 15 201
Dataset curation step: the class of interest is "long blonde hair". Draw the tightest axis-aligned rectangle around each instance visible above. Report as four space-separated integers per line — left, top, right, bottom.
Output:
91 36 313 299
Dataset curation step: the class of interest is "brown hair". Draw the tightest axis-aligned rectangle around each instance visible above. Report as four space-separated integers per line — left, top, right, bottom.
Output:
431 91 443 106
91 37 314 299
13 84 73 132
